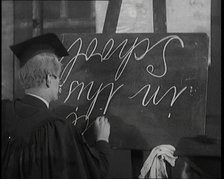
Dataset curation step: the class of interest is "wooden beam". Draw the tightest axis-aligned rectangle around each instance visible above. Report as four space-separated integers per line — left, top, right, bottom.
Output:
32 0 43 36
60 0 68 19
2 1 14 100
15 19 95 29
103 0 122 33
153 0 167 32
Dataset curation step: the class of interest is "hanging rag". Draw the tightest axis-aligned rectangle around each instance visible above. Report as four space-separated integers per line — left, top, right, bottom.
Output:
139 144 178 179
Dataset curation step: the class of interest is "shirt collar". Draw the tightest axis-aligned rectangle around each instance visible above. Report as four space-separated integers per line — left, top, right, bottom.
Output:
25 93 49 108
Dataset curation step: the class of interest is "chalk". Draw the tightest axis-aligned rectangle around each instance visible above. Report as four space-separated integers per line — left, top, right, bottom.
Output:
168 113 171 118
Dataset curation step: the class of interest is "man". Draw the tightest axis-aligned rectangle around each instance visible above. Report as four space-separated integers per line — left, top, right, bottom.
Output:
173 135 221 178
1 33 111 179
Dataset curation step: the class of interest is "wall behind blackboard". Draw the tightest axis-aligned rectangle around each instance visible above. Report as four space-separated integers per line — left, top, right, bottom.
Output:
55 33 208 150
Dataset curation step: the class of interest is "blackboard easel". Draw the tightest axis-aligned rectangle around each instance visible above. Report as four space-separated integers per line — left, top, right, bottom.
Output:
102 0 168 177
102 0 141 177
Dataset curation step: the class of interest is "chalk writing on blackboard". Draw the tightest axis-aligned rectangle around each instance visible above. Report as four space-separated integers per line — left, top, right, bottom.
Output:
55 33 208 149
59 35 186 124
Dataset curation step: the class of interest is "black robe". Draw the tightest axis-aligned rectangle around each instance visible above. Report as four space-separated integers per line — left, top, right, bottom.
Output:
1 95 111 179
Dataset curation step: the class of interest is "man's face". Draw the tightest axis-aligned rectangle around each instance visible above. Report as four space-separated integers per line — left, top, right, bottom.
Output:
49 74 60 101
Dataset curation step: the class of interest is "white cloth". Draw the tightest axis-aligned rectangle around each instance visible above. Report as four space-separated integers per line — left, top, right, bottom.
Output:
139 145 178 179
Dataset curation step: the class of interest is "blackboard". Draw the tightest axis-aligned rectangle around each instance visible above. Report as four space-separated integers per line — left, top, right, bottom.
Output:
56 33 208 150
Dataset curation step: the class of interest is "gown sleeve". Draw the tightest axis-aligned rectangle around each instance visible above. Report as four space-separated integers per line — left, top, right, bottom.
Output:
2 111 89 178
52 103 112 178
2 100 111 179
66 116 112 178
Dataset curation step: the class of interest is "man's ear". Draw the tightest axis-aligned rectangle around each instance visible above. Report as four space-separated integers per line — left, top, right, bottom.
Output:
46 74 51 88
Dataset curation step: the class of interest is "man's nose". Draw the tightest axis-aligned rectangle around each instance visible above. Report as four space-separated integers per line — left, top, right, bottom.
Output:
58 86 62 94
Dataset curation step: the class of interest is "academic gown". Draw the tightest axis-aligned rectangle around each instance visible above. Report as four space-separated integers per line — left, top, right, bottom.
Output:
1 95 111 179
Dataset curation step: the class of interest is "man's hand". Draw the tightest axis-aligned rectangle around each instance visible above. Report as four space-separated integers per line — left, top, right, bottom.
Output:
94 116 110 143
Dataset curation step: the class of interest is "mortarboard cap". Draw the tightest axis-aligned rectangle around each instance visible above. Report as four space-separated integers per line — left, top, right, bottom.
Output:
10 33 69 67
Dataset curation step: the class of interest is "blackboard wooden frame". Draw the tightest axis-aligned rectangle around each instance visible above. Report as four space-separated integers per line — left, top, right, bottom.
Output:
102 0 166 177
102 0 170 177
103 0 143 177
103 0 166 177
102 1 143 177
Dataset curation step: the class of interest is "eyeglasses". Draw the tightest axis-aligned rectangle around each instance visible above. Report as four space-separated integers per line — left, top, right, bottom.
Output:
50 74 59 79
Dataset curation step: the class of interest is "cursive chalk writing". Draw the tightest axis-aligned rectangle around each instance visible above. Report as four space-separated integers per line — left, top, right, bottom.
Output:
58 34 188 129
128 84 187 107
60 35 184 85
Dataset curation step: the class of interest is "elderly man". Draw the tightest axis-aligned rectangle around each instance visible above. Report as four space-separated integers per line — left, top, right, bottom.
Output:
173 135 221 179
2 33 111 179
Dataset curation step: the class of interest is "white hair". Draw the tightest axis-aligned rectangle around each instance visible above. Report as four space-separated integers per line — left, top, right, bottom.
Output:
18 52 62 89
